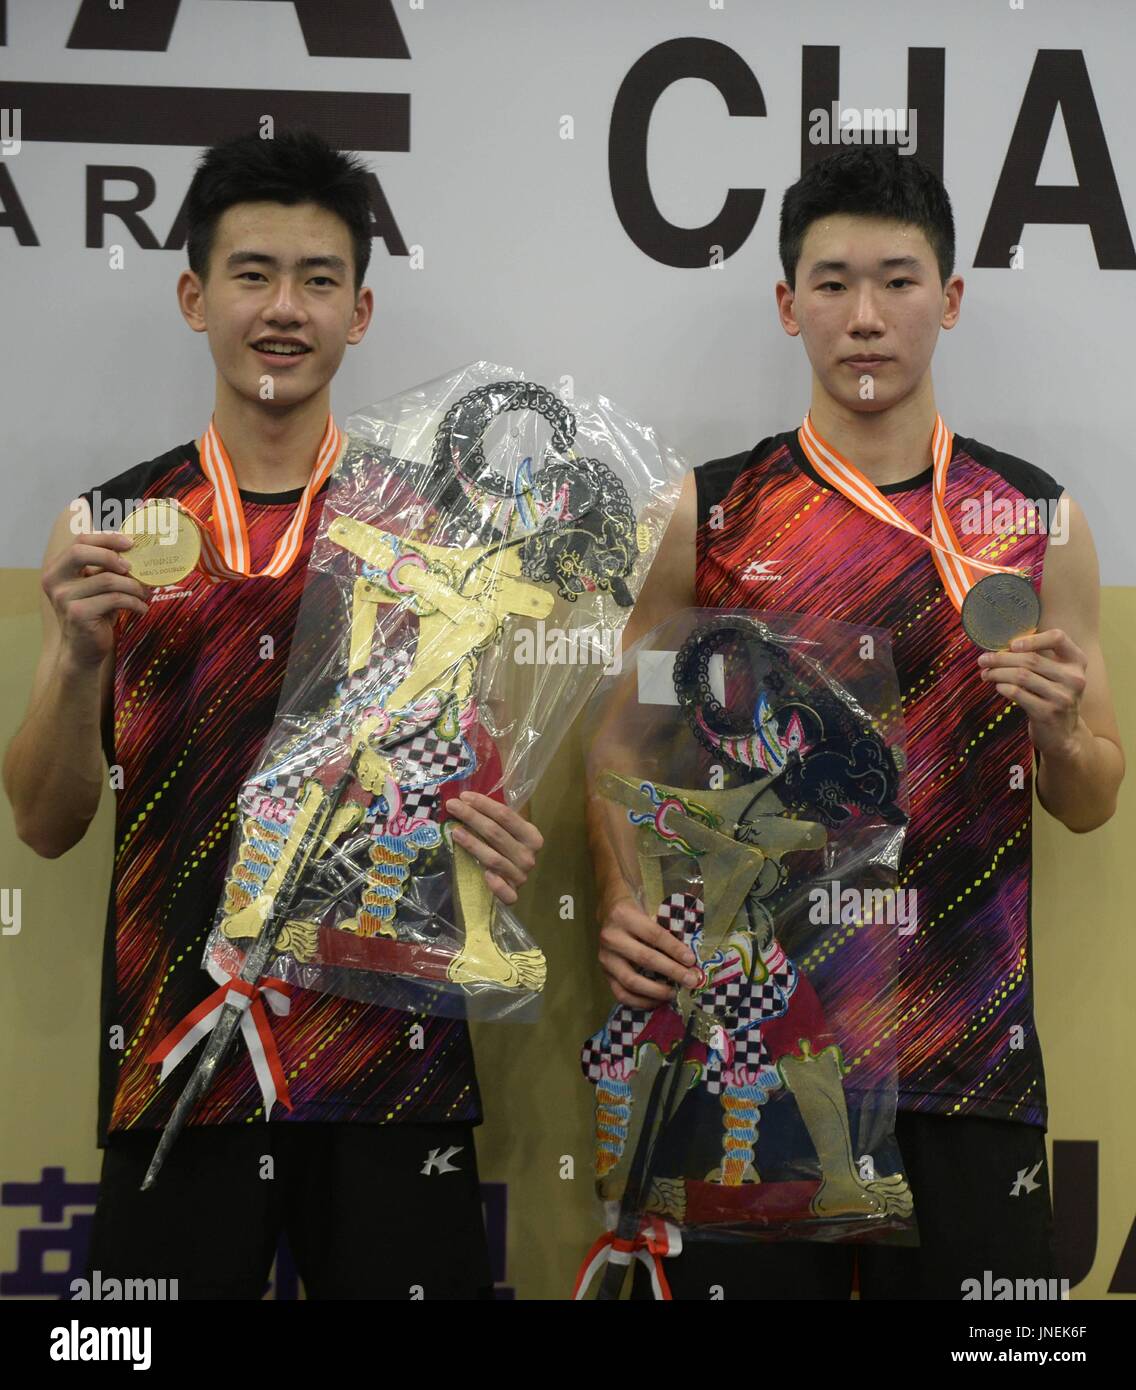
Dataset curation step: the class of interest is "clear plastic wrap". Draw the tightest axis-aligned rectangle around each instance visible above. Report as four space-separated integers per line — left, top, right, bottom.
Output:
576 610 914 1296
203 363 687 1021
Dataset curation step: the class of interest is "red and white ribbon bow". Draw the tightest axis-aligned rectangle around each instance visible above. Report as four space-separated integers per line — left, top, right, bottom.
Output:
572 1213 683 1301
147 956 295 1117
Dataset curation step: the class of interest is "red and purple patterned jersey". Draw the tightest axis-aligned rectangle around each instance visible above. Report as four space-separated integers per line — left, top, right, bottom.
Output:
695 429 1063 1129
81 442 481 1143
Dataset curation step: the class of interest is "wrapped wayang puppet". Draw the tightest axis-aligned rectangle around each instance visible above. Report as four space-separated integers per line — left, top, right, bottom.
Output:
574 611 915 1299
141 363 686 1188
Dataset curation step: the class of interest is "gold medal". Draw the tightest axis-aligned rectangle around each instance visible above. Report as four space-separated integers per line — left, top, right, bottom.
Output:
119 498 202 587
959 572 1040 651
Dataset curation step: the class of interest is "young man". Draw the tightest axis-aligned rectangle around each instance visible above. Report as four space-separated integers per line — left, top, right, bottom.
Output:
4 130 544 1300
587 147 1124 1299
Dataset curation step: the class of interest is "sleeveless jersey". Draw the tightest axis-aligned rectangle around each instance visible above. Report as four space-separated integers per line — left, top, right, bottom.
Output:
82 442 481 1143
695 429 1063 1130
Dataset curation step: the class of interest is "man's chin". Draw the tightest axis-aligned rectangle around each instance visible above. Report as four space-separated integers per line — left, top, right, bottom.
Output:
222 371 329 408
823 379 902 414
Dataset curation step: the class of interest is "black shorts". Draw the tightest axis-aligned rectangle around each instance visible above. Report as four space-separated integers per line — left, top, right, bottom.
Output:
631 1111 1056 1300
87 1120 493 1300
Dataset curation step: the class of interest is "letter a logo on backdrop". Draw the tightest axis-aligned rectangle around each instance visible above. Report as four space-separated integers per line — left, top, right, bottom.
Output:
0 0 412 255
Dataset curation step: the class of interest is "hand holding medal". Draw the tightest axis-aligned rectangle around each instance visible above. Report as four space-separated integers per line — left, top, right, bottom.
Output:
42 519 149 671
977 628 1090 758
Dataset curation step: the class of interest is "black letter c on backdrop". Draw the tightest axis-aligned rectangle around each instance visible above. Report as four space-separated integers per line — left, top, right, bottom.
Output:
609 38 765 268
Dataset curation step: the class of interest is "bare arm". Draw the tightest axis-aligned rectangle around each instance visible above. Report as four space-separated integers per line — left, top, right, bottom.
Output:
586 469 704 1006
2 501 147 857
977 493 1125 832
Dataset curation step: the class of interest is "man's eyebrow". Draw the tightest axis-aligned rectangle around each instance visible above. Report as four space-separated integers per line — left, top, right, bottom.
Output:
225 251 349 274
806 254 925 278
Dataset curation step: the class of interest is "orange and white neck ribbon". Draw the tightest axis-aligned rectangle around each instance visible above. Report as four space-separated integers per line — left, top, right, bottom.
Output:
192 414 344 582
147 955 295 1118
572 1214 683 1301
798 413 1028 613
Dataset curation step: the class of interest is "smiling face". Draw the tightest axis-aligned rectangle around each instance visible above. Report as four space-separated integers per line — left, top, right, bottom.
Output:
776 213 962 415
178 199 372 411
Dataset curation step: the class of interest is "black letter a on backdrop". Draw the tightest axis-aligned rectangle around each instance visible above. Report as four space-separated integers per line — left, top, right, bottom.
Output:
975 50 1135 269
64 0 410 58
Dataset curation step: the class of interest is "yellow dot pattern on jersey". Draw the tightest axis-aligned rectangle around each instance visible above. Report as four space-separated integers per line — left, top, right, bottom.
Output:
446 1083 473 1117
119 797 241 1063
909 824 1026 943
752 493 820 555
938 703 1016 781
382 1066 437 1119
935 947 1028 1064
949 1047 1017 1113
900 803 985 881
114 697 223 860
114 645 171 740
1007 1078 1039 1119
243 1003 364 1121
799 820 1027 976
846 946 1027 1072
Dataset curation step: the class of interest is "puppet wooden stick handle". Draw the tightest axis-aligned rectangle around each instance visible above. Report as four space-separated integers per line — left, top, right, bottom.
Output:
140 748 364 1190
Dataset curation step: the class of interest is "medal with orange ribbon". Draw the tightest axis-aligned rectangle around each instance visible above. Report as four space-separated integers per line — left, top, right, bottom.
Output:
797 414 1040 651
192 414 345 581
117 416 345 587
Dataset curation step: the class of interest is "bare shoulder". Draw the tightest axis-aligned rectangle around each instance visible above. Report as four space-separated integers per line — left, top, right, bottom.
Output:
1038 492 1099 619
624 468 697 646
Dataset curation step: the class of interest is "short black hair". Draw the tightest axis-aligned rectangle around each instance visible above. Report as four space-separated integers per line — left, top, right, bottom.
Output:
779 148 955 288
185 129 373 292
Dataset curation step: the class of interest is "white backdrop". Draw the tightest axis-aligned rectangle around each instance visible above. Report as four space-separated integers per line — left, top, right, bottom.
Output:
1 0 1133 581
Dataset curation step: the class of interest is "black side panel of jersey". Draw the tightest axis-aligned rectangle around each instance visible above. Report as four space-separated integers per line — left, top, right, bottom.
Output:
694 434 792 530
953 435 1064 513
79 442 198 516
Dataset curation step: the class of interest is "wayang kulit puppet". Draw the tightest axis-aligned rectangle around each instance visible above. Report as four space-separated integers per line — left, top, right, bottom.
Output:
575 612 915 1299
140 365 686 1188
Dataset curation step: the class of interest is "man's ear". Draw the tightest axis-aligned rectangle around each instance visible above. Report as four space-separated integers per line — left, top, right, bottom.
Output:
775 280 801 338
347 286 375 346
177 269 208 334
941 273 964 330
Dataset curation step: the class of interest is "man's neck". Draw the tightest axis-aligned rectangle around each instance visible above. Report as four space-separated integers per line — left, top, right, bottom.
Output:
210 385 332 493
807 378 941 487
